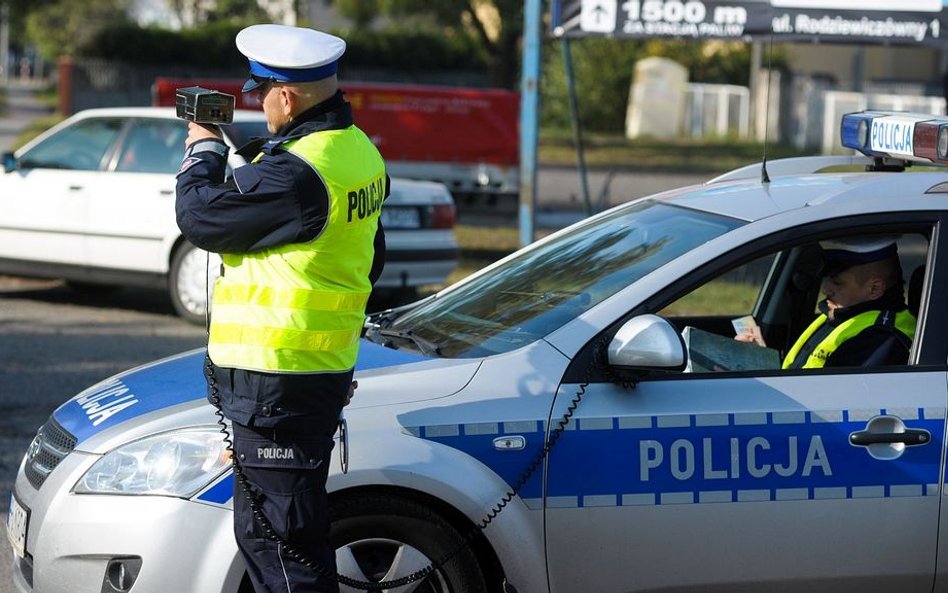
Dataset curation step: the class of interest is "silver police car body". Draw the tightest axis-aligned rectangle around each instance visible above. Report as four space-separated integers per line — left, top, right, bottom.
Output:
10 112 948 593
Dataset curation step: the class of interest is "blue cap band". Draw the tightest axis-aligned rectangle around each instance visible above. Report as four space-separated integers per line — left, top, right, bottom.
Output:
247 59 338 84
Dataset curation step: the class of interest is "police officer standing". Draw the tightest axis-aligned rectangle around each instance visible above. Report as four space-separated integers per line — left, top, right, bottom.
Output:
175 24 386 593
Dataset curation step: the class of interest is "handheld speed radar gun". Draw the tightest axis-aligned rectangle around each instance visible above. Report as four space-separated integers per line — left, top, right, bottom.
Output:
175 86 235 125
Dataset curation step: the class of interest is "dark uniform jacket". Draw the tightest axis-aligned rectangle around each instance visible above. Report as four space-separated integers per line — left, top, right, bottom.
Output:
786 287 912 369
175 91 386 434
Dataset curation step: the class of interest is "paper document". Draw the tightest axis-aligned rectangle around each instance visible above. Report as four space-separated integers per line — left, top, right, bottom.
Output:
731 315 758 335
683 326 780 373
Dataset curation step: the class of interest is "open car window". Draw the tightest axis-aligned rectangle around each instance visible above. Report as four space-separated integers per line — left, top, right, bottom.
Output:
657 231 931 374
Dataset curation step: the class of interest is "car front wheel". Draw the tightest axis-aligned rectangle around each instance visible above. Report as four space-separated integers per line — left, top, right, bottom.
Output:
169 241 219 325
331 494 488 593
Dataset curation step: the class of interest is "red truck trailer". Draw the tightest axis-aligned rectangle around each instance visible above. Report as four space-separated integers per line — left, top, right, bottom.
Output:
153 78 520 208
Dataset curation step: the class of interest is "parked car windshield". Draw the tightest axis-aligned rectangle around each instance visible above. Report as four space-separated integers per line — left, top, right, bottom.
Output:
19 118 124 171
388 201 743 358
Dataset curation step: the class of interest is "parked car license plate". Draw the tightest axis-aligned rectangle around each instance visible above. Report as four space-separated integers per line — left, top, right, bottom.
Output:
381 207 421 229
7 492 29 557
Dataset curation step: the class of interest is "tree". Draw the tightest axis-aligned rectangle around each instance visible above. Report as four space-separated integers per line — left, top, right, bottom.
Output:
204 0 268 23
333 0 377 28
25 0 130 60
5 0 58 47
541 37 647 132
333 0 523 89
160 0 270 27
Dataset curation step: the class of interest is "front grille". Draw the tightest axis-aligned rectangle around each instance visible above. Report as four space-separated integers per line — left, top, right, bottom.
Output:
24 417 76 490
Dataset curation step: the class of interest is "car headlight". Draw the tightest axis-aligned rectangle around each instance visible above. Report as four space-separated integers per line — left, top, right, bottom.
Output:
74 428 231 497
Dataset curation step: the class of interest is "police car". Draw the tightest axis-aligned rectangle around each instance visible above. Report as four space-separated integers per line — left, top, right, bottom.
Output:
0 107 459 324
10 111 948 593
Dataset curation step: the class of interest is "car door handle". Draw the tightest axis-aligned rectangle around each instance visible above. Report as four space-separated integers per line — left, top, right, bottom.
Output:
159 189 173 196
849 428 930 446
68 185 83 191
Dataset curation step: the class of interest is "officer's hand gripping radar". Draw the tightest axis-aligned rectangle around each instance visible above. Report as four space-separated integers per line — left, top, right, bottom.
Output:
175 86 235 125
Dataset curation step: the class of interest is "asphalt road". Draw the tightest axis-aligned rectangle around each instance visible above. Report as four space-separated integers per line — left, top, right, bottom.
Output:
0 277 209 591
0 276 208 474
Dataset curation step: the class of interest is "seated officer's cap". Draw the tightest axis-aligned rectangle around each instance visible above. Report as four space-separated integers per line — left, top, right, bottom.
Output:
819 236 899 276
236 24 346 93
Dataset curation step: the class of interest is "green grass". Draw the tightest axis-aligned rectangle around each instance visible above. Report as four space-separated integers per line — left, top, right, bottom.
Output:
12 114 63 150
5 83 58 149
660 282 761 317
538 131 816 174
453 225 528 252
35 85 59 110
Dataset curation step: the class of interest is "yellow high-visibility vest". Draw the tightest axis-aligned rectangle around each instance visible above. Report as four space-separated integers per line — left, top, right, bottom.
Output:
782 309 916 369
208 125 385 372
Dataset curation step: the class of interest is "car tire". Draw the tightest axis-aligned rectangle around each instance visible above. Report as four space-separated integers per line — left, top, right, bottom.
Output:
331 494 488 593
169 241 218 326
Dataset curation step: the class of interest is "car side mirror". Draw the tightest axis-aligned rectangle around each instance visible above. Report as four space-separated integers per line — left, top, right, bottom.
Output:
607 314 686 372
2 152 17 173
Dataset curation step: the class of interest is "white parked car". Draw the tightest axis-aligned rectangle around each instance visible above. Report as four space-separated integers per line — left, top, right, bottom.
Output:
11 111 948 593
0 107 459 324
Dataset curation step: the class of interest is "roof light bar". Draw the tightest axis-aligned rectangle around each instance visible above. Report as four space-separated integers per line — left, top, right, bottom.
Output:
841 111 948 165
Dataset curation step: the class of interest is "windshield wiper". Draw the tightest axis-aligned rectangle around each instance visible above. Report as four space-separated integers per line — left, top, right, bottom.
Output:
369 328 441 356
366 294 435 328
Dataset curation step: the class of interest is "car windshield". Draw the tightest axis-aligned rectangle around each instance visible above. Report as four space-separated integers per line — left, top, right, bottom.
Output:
19 117 124 170
383 200 743 358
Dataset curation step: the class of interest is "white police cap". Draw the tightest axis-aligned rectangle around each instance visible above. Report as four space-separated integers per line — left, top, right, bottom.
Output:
819 236 899 275
236 24 346 93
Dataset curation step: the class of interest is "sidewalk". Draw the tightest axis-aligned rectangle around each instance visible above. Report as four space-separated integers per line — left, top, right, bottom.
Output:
0 79 53 153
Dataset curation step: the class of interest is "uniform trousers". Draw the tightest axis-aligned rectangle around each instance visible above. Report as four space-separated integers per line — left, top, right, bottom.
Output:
231 422 339 593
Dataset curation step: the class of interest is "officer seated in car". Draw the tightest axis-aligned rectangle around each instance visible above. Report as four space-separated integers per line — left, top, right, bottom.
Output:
738 236 916 369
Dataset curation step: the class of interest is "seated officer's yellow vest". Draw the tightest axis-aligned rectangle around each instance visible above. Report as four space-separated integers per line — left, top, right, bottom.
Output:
781 309 916 369
208 127 385 373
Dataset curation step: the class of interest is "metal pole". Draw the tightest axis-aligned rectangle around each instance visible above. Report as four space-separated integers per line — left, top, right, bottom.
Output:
519 0 541 247
749 41 762 141
0 2 9 85
561 36 592 217
852 46 865 93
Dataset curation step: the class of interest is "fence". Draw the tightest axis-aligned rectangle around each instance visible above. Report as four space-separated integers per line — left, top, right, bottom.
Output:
682 83 750 139
678 78 947 152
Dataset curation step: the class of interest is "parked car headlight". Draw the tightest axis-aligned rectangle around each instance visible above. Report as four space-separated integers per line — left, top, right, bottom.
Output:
74 428 230 497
